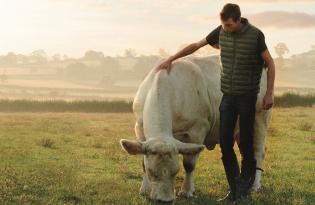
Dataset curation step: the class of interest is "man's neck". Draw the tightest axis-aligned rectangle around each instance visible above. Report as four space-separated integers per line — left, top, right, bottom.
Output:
236 22 243 32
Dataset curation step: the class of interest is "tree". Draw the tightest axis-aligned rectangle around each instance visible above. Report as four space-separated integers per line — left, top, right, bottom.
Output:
84 50 104 61
16 54 29 64
99 57 121 78
64 62 89 80
124 48 137 58
274 43 289 59
63 54 69 61
4 52 17 65
52 53 61 62
274 43 290 69
132 56 159 78
30 49 48 64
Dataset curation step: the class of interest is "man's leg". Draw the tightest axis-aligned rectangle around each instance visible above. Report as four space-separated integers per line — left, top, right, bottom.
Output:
218 94 240 201
237 93 258 198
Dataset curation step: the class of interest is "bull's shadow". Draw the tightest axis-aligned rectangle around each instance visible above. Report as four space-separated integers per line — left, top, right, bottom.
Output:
141 192 218 205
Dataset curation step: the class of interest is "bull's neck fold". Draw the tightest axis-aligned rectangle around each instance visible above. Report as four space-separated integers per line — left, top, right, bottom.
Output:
143 71 173 139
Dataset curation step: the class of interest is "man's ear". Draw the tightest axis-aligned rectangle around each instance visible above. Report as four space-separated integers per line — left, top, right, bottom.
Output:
120 139 145 155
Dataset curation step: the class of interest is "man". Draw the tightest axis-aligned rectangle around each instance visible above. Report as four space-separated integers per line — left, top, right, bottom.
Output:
156 3 275 202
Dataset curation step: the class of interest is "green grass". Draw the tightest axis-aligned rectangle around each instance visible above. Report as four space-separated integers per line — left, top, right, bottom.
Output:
0 108 314 205
274 92 315 107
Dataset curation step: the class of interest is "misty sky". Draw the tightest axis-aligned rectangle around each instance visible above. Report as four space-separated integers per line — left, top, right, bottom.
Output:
0 0 315 58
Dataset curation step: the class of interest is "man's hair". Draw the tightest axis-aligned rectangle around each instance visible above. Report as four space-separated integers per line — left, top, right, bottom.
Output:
220 3 241 22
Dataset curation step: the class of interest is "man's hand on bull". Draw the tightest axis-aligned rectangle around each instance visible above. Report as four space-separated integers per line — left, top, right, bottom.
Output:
262 93 273 110
155 58 173 74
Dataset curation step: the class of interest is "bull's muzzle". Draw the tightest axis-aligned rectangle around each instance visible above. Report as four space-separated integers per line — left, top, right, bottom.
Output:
150 182 175 203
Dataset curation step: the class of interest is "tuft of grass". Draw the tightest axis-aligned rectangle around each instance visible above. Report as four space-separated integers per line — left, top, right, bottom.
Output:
90 138 103 149
85 132 92 137
297 122 313 131
39 137 55 148
59 191 81 205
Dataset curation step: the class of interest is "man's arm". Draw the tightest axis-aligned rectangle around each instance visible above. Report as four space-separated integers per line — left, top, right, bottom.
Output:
156 38 208 73
261 49 275 109
156 26 221 73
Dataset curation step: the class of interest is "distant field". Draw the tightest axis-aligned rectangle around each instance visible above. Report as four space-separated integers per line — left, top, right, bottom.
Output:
0 82 136 101
276 69 315 90
0 108 314 204
0 100 133 113
1 62 315 100
3 79 102 90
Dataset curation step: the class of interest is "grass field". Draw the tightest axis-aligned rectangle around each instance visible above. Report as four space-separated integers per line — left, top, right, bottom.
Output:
0 92 314 113
0 108 314 205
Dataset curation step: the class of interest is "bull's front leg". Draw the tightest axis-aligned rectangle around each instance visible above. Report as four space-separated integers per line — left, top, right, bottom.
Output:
140 158 151 195
134 122 151 195
178 153 200 197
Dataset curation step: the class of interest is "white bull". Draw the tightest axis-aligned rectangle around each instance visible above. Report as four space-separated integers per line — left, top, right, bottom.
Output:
120 55 272 202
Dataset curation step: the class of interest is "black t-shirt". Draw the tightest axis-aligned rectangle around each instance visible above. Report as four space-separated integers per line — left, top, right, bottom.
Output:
206 25 267 55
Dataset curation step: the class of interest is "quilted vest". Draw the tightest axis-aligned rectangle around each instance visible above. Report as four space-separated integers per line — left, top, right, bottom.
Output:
219 18 264 94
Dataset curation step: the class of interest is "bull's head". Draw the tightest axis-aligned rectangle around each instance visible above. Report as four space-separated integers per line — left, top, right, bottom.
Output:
120 137 204 202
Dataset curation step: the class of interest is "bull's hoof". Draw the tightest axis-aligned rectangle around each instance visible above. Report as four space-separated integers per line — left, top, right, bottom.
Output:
252 184 262 192
139 186 150 196
177 190 197 198
139 191 147 196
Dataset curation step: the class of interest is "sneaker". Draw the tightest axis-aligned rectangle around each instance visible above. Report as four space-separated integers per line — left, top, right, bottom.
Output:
217 190 237 202
236 176 252 200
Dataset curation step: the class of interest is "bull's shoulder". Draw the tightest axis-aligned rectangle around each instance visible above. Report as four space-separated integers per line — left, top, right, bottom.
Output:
170 58 206 80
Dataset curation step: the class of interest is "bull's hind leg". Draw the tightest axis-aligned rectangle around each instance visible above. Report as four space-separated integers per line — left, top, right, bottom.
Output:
178 153 200 197
252 110 271 191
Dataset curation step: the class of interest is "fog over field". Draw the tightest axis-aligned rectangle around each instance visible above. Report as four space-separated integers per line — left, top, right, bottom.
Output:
0 48 314 101
0 0 314 101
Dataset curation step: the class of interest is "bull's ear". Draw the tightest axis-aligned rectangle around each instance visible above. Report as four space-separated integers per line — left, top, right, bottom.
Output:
175 140 205 155
120 139 145 155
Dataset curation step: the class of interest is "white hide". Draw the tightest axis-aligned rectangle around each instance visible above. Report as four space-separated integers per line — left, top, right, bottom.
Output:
131 55 272 196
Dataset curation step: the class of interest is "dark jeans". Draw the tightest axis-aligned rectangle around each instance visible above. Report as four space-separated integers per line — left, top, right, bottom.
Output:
219 93 257 189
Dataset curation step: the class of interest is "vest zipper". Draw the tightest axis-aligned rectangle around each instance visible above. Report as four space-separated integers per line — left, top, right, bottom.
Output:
230 35 236 94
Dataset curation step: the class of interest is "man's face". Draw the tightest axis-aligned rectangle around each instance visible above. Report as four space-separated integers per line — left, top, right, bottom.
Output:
221 18 241 33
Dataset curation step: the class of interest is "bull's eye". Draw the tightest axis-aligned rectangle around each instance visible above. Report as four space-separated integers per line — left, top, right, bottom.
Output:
170 169 178 176
148 168 159 179
162 169 168 176
171 167 180 176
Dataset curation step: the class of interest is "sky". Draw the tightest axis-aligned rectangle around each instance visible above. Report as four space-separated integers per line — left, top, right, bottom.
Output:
0 0 315 58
